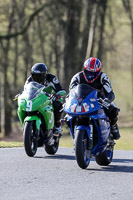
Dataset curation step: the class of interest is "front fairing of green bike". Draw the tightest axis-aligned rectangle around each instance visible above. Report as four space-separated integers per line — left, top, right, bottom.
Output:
17 82 55 130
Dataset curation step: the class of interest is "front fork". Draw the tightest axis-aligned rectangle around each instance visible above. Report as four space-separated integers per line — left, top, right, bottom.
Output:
24 116 41 140
76 124 93 150
88 124 93 150
63 115 94 150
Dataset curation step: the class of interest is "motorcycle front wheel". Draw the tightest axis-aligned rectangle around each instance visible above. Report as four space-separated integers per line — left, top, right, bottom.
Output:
75 130 91 169
23 121 38 157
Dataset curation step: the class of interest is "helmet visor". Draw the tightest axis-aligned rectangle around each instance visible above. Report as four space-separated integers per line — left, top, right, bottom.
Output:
31 72 47 84
84 70 100 82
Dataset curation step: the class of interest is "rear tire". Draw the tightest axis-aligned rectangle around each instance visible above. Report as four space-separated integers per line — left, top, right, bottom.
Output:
24 121 38 157
95 149 113 166
75 130 91 169
45 136 59 155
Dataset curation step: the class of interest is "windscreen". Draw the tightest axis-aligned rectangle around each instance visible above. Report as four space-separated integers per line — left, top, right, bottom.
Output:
23 81 44 100
70 84 96 99
64 84 98 113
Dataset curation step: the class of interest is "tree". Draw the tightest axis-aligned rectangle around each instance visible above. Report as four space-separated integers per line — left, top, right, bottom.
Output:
122 0 133 96
0 0 131 137
0 0 52 136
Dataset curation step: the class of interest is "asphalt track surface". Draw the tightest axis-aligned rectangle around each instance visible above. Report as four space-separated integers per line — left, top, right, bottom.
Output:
0 147 133 200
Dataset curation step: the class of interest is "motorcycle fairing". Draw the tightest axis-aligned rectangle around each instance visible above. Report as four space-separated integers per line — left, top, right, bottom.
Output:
18 82 55 130
64 84 110 155
64 85 101 116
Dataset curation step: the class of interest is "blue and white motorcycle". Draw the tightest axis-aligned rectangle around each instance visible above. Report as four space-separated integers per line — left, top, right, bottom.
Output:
63 84 115 169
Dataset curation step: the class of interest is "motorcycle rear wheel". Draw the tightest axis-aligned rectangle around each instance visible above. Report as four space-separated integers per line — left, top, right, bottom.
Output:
24 121 38 157
45 136 59 155
75 130 91 169
95 149 113 166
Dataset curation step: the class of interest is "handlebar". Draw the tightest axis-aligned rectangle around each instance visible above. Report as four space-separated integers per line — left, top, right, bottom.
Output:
98 98 111 109
41 90 52 97
41 90 59 101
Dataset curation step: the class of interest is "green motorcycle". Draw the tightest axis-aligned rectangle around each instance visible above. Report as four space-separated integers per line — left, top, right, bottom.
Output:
16 81 65 157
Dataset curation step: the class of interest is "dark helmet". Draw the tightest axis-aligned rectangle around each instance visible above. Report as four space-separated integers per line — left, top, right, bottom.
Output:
31 63 48 84
83 57 102 83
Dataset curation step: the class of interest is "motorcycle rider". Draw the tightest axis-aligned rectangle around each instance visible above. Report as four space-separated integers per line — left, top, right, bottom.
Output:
69 57 120 140
25 63 66 135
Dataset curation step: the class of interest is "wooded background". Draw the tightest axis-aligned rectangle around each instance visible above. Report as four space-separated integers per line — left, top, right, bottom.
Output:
0 0 133 137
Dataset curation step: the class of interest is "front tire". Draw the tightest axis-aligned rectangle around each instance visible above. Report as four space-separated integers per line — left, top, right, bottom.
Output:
23 121 38 157
75 130 91 169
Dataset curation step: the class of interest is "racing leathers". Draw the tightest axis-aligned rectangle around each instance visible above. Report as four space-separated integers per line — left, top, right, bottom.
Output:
69 71 120 139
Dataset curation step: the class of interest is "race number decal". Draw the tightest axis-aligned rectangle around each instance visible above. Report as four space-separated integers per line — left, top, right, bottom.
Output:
26 100 32 111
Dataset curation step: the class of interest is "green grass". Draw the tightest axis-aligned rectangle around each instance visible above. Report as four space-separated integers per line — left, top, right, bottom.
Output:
0 141 24 148
0 127 133 150
115 127 133 150
60 127 133 150
60 134 73 148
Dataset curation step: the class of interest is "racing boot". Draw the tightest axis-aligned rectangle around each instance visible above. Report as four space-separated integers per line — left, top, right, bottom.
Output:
111 123 120 140
53 126 62 137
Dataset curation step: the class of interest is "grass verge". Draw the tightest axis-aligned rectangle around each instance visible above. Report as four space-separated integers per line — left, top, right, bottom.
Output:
0 141 24 148
0 127 132 150
115 127 133 150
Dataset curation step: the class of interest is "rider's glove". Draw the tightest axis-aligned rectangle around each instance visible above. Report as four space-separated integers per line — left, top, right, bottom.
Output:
51 93 61 101
102 98 111 109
